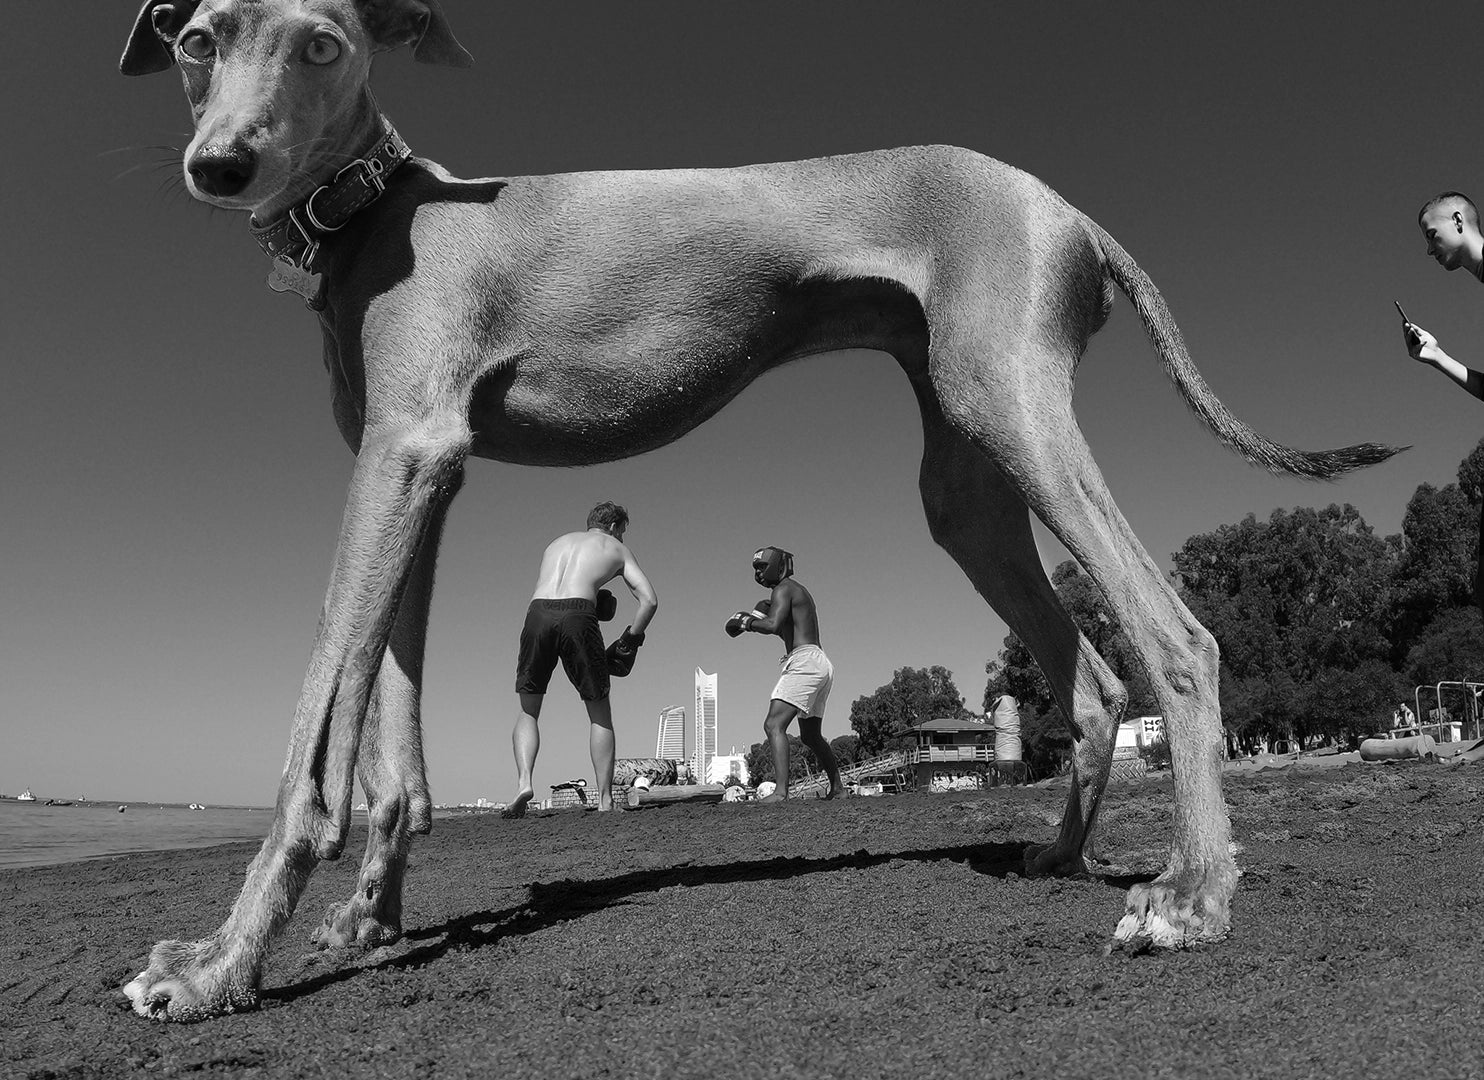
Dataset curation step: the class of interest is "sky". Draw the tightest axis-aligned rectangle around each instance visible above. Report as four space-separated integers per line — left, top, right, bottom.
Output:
4 2 1483 806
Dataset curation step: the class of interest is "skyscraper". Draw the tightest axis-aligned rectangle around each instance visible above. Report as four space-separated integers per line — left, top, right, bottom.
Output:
655 705 686 760
694 668 718 783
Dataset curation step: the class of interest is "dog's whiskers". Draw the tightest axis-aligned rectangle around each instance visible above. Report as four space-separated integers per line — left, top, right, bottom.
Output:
106 143 187 186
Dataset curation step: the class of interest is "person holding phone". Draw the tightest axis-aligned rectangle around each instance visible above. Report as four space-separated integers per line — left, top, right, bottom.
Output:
1404 191 1484 764
1403 192 1484 398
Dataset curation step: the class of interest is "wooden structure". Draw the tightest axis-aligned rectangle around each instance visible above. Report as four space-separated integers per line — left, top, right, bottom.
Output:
911 717 994 789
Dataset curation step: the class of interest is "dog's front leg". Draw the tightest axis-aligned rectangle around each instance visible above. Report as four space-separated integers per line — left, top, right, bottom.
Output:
123 417 471 1021
312 504 448 950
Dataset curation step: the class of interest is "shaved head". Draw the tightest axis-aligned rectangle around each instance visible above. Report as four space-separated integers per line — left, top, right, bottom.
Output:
1419 191 1480 230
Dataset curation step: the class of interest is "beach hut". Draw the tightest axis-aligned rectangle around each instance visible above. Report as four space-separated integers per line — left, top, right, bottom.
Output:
910 717 993 789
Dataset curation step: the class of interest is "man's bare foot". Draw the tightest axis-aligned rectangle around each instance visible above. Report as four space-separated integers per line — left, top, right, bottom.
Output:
757 792 786 804
597 795 614 811
821 785 845 800
500 789 534 819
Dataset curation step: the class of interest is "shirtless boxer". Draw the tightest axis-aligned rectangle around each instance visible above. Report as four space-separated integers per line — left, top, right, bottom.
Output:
726 547 844 801
506 502 657 815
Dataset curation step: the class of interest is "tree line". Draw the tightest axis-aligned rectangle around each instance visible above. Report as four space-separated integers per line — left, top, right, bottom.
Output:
744 440 1484 784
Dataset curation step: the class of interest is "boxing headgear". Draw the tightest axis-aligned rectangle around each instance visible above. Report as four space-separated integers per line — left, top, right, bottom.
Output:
752 546 793 588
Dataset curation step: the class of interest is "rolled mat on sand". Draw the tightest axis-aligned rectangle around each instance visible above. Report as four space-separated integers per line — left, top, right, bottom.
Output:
1359 734 1437 761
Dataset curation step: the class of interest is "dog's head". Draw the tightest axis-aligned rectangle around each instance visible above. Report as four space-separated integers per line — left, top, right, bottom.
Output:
120 0 471 214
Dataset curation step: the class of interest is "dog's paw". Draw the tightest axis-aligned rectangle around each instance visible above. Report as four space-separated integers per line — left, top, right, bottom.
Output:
1113 863 1237 950
1022 840 1092 878
122 937 259 1022
311 898 401 950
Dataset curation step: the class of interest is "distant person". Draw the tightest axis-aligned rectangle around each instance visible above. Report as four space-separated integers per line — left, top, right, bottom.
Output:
725 547 843 801
505 502 657 816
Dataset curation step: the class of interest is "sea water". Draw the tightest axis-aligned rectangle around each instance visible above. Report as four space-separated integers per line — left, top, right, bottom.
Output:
0 800 273 870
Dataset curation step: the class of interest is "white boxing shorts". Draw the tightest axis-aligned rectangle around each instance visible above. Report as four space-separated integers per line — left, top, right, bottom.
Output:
771 644 833 718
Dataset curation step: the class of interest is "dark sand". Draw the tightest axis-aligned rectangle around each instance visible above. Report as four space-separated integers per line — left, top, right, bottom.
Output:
4 762 1482 1079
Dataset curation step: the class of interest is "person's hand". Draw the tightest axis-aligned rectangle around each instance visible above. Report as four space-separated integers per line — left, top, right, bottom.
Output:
1404 320 1443 364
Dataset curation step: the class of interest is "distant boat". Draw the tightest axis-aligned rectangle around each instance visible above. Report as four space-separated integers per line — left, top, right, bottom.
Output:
45 799 72 806
17 789 35 802
188 803 206 810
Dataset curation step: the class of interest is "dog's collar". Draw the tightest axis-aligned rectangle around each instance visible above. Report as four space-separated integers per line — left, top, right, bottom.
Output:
251 121 412 309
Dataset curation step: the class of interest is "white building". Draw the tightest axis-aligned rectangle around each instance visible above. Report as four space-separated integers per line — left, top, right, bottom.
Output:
694 668 718 782
707 748 749 785
655 705 686 760
1114 716 1164 755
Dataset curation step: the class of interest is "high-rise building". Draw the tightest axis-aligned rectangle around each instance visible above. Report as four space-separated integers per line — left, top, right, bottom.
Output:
655 705 686 760
694 668 718 783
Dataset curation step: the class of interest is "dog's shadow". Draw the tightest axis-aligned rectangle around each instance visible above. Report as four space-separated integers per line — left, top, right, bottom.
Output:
264 841 1154 1005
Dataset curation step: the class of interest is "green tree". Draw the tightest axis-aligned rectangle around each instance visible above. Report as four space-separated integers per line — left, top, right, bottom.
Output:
828 734 860 767
849 666 970 756
1403 605 1484 689
1388 481 1476 649
743 735 811 787
1173 504 1397 746
1017 705 1074 777
1453 436 1484 504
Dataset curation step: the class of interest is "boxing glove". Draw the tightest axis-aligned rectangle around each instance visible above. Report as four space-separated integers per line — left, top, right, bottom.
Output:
725 611 751 637
596 588 617 622
606 626 645 676
750 599 772 619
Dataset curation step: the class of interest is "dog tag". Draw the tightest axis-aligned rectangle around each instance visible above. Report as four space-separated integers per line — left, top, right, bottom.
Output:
267 259 325 309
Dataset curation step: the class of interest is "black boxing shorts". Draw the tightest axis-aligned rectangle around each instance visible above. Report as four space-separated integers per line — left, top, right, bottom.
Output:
515 598 611 702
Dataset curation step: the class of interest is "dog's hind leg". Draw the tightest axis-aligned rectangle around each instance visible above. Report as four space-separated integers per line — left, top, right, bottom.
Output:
124 416 471 1020
916 406 1126 871
311 505 447 950
942 370 1235 946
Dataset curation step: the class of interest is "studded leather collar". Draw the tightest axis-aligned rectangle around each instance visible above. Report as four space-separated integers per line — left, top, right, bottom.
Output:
250 121 411 309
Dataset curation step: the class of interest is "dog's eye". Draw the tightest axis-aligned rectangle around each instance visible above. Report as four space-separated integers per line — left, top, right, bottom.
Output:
178 30 215 62
303 34 342 65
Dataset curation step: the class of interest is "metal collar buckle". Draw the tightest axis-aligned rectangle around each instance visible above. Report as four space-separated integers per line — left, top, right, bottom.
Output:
303 155 389 233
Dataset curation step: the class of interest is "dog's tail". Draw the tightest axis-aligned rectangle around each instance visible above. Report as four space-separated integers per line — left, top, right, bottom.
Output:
1085 218 1406 479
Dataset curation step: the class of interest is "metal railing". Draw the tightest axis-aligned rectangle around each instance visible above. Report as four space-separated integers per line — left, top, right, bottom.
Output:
787 745 999 796
1411 681 1484 743
914 746 993 763
788 749 916 797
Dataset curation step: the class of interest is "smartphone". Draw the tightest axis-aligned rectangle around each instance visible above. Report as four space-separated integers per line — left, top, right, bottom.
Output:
1395 300 1411 324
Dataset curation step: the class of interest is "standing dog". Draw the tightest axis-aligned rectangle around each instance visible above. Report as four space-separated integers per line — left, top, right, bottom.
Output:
119 0 1399 1020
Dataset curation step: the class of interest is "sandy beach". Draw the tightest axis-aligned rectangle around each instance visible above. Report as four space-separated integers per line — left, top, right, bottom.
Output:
4 762 1481 1079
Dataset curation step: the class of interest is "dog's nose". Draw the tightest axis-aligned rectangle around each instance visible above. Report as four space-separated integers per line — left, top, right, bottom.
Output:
188 142 257 198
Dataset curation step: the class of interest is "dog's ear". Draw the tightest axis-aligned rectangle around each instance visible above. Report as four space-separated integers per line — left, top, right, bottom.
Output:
359 0 474 68
120 1 200 76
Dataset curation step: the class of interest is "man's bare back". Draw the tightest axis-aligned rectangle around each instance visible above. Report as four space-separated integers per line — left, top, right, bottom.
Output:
532 530 629 602
532 531 658 635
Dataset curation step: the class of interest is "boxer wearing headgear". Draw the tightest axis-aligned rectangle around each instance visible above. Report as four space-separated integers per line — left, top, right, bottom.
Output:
752 546 793 589
725 547 844 801
506 501 658 817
